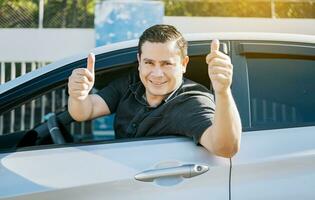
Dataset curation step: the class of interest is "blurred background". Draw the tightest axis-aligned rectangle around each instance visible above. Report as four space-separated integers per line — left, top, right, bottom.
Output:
1 0 315 29
1 0 314 65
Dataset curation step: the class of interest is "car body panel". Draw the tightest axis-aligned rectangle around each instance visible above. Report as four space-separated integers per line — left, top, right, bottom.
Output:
233 126 315 200
0 137 230 200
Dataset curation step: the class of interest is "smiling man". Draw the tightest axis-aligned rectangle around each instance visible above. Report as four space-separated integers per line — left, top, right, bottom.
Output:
138 38 188 107
68 24 242 158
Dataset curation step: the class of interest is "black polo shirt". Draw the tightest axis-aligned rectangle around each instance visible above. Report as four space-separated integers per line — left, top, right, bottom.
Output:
97 71 215 144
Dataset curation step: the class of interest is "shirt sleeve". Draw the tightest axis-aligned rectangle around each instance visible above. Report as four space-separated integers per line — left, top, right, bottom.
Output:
173 93 215 144
96 75 129 113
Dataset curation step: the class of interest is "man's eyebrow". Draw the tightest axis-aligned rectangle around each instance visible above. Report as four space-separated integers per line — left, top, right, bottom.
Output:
143 58 155 62
160 60 174 64
160 60 172 62
143 58 173 63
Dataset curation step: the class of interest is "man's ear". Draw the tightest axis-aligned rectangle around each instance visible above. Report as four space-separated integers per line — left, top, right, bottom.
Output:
181 56 189 73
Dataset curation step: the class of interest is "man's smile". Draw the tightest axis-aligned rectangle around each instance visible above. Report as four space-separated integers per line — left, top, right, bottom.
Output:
149 80 167 86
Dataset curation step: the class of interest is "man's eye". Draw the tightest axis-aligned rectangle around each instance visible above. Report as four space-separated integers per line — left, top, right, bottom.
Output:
145 61 153 65
165 62 174 67
162 62 172 66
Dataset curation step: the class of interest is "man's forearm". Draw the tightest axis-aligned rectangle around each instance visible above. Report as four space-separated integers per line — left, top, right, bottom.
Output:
202 39 242 157
211 89 242 156
68 96 93 121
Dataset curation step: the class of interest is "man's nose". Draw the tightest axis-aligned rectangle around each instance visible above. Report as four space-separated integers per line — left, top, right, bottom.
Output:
151 66 164 77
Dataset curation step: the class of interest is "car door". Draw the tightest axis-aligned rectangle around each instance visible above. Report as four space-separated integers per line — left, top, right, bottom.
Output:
0 137 230 200
0 41 232 200
230 40 315 199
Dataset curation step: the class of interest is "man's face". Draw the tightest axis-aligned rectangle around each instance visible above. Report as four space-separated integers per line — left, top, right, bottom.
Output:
137 41 189 102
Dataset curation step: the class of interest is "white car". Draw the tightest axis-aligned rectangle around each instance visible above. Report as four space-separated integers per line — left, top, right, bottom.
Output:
0 33 314 200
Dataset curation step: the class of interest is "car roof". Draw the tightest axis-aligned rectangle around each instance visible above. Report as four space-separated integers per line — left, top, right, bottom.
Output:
187 32 315 44
1 32 315 94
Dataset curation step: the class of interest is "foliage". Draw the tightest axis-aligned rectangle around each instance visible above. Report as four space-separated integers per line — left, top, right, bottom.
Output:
275 1 315 18
43 0 94 28
0 0 38 28
164 0 271 17
0 0 94 28
163 0 315 18
0 0 314 28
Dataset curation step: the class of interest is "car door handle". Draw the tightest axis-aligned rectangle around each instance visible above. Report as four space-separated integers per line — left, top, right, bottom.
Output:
135 164 209 182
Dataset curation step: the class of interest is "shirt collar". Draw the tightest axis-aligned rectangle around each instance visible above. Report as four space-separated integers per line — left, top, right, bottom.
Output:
129 81 147 106
163 80 183 103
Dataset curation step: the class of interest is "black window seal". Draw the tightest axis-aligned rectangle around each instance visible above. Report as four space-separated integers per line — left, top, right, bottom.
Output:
237 42 315 58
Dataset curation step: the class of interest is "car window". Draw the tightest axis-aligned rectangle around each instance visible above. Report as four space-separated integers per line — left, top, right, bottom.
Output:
0 85 92 140
246 54 315 130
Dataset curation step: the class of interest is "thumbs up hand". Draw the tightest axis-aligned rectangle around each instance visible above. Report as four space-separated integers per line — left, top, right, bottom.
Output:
68 53 95 101
206 39 233 95
86 52 95 74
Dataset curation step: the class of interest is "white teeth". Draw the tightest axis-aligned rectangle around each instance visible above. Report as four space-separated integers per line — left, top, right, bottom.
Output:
150 80 165 85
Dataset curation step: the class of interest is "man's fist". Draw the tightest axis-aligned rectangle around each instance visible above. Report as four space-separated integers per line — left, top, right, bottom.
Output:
68 53 95 101
206 39 233 95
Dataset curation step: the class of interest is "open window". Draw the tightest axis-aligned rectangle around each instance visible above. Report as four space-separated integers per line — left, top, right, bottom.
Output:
0 40 231 151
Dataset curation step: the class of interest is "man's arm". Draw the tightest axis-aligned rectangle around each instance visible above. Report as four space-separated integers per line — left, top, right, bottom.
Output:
200 39 242 158
68 53 111 121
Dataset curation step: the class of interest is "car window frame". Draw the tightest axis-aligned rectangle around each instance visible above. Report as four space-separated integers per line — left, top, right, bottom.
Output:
0 40 232 151
0 47 139 114
233 40 315 131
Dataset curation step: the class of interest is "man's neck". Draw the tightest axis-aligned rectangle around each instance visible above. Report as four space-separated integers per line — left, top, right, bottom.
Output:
144 92 165 108
144 80 183 107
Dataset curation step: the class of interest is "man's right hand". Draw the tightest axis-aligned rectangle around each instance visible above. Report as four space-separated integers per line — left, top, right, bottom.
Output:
68 53 95 101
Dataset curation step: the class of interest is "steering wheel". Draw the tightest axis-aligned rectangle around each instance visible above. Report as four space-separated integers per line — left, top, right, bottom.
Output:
47 113 66 144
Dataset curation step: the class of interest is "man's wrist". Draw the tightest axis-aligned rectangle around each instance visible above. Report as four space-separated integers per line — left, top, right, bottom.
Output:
69 95 89 103
214 88 232 98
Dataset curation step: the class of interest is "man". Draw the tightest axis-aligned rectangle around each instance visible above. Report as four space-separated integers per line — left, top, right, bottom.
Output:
68 24 242 158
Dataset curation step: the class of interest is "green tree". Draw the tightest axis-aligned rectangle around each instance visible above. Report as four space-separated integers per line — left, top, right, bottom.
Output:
276 1 315 18
164 0 270 17
43 0 94 28
1 0 314 28
163 0 315 18
0 0 38 28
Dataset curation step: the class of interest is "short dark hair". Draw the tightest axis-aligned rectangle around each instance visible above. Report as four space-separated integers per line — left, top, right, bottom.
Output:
138 24 188 59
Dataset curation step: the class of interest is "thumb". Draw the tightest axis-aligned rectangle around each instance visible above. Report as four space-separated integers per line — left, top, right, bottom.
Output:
87 53 95 74
211 39 220 52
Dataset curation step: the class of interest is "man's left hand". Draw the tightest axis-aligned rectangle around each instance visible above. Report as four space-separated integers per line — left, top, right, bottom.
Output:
206 39 233 95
